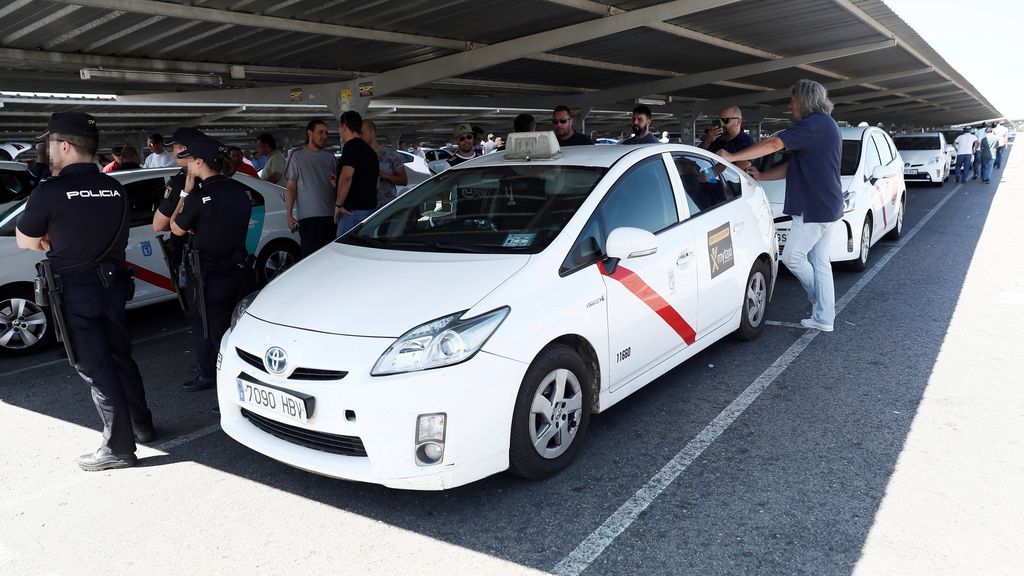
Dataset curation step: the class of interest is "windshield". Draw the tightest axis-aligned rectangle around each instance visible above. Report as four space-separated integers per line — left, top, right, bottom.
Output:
0 199 25 237
340 164 607 254
755 139 860 177
893 136 941 151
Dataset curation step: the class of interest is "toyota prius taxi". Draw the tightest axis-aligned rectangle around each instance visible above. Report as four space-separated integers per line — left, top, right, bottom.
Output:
218 133 778 490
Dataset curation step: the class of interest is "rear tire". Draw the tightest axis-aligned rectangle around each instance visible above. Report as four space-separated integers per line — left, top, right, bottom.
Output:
0 285 54 357
255 240 299 285
884 194 905 241
508 344 591 480
733 259 770 341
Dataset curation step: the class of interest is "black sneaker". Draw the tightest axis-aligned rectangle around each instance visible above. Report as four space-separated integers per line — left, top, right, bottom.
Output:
77 448 138 471
182 377 215 392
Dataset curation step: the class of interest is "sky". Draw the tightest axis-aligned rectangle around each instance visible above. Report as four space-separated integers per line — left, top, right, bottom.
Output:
882 0 1023 120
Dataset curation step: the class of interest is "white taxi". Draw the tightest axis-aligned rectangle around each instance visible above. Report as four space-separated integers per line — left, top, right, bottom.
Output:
0 167 298 356
218 133 778 490
755 126 906 271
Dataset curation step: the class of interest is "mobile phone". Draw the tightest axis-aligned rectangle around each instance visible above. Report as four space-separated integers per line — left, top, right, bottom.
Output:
712 119 721 129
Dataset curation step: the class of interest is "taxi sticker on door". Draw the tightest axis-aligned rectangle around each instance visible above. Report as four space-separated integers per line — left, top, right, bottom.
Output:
707 222 734 279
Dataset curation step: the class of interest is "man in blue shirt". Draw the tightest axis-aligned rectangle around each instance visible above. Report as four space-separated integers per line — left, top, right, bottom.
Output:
700 105 755 160
620 104 661 144
720 80 843 332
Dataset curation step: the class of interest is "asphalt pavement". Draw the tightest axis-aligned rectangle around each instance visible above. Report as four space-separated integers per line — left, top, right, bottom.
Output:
1 144 1021 576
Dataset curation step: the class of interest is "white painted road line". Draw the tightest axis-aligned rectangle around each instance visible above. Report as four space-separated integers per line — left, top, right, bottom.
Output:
0 326 190 380
766 320 806 329
553 184 962 576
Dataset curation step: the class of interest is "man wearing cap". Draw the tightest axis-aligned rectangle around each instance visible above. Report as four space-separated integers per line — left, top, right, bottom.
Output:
334 110 379 236
448 123 479 167
101 145 123 173
143 132 176 168
171 135 253 393
16 112 155 471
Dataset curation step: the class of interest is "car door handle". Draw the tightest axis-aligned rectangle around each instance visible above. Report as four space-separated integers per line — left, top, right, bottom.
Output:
733 220 745 233
677 249 693 267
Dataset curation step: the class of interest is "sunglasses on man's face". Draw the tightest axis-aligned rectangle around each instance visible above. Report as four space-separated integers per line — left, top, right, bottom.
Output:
457 134 474 142
552 118 570 124
719 117 739 123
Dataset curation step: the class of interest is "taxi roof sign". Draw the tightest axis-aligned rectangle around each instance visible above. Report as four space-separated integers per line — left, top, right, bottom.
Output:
504 131 561 161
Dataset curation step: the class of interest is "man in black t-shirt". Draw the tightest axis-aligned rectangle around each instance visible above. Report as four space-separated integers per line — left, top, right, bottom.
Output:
551 105 593 147
334 110 380 236
16 112 154 471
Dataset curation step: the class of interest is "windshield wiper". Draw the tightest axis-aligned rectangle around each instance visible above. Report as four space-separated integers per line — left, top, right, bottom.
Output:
341 234 390 248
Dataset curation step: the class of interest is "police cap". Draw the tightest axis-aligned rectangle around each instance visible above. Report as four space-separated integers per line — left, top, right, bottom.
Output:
166 127 205 147
177 135 227 162
37 112 99 141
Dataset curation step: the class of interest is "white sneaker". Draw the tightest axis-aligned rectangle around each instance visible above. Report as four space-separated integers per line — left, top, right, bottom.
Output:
800 318 834 332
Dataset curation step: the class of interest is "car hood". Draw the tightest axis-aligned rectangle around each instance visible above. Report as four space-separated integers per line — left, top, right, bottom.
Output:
246 241 531 337
763 176 854 217
898 150 944 163
0 237 22 259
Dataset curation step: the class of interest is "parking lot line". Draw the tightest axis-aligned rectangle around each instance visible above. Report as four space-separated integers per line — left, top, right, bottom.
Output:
553 183 962 576
0 326 191 380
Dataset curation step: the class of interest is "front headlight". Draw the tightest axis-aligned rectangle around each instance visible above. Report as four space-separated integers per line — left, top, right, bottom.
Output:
842 190 855 213
929 155 943 164
230 291 260 329
372 307 510 375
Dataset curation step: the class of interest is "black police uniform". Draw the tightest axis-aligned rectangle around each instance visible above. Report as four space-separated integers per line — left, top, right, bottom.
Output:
174 150 252 390
16 115 154 467
156 127 206 302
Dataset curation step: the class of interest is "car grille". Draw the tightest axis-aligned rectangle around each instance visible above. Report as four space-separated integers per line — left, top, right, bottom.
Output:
236 348 348 381
241 408 368 457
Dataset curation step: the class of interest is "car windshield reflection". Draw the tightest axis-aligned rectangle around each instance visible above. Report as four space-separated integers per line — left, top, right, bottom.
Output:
339 165 607 254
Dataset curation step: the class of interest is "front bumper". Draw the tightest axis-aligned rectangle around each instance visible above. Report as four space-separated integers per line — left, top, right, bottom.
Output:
903 164 944 183
217 314 528 490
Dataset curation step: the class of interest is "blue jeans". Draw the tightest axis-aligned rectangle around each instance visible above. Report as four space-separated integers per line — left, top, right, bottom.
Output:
972 151 981 177
981 159 994 182
782 215 836 326
955 154 973 182
336 209 374 237
995 146 1006 169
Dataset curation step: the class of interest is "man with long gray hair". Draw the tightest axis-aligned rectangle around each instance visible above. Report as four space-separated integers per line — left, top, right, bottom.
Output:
719 79 843 332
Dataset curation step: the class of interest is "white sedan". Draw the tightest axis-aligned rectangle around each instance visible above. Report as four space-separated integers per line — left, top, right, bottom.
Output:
0 167 299 356
892 132 951 186
755 126 906 271
217 132 779 490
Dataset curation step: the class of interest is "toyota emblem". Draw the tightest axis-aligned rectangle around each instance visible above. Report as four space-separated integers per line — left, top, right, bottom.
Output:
264 346 288 375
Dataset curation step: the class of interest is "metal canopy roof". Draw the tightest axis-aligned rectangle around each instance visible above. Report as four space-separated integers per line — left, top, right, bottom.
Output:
0 0 1003 146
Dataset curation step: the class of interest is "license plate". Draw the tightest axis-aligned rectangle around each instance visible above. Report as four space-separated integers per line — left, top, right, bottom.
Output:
236 378 313 424
906 169 918 175
775 231 787 250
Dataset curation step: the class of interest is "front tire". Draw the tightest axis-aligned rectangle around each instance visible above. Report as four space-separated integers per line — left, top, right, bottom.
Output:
508 344 591 480
0 286 54 357
733 259 770 341
845 215 872 272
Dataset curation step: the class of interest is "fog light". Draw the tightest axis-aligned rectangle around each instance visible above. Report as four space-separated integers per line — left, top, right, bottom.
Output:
415 413 446 466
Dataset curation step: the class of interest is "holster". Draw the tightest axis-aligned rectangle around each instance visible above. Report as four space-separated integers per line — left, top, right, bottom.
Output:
34 259 77 367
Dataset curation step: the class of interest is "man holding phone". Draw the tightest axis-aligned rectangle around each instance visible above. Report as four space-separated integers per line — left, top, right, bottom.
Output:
700 105 755 162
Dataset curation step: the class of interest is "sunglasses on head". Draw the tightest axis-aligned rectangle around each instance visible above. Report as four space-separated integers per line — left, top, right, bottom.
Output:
552 118 570 124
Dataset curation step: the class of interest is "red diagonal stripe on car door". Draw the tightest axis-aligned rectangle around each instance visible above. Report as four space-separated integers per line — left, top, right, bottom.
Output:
598 261 696 345
127 262 175 292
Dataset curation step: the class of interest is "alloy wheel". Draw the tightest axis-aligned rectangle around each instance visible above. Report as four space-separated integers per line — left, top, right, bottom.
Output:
0 297 48 351
529 368 584 459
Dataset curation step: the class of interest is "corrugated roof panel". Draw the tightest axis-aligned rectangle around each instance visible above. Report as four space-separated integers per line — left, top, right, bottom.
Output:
557 28 762 74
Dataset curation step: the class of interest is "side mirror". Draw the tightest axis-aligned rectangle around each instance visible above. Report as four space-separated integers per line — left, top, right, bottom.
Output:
869 164 897 184
606 227 658 261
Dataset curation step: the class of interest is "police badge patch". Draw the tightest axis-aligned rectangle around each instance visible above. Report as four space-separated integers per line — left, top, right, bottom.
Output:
163 184 171 199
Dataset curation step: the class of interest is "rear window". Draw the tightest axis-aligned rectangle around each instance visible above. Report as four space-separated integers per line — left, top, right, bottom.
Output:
893 136 941 151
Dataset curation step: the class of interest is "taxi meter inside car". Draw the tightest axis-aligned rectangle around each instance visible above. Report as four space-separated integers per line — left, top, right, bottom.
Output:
218 132 778 490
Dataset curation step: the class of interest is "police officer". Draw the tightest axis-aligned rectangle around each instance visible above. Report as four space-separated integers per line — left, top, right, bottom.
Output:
15 112 155 471
152 127 205 233
171 135 252 392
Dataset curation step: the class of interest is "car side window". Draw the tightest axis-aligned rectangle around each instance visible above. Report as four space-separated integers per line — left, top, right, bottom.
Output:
872 133 894 165
601 156 678 236
862 137 881 175
0 171 25 204
124 177 166 228
560 156 677 275
670 153 731 218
